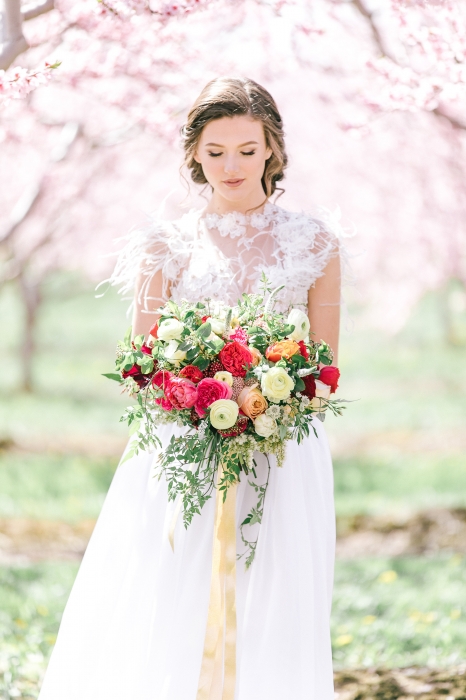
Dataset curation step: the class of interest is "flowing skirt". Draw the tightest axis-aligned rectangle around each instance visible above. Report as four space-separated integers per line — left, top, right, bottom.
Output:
38 420 336 700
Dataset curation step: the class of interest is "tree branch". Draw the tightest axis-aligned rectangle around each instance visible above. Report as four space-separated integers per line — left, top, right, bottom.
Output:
350 0 393 59
0 0 28 70
432 108 466 132
22 0 55 21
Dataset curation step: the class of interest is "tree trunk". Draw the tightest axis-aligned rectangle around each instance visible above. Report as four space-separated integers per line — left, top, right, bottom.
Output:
18 274 41 392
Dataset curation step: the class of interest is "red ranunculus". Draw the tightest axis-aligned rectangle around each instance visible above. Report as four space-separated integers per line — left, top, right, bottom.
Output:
179 365 204 384
298 340 309 360
302 374 316 400
141 343 153 356
195 378 233 418
151 370 174 410
219 341 253 378
319 366 340 393
201 315 210 323
165 377 198 410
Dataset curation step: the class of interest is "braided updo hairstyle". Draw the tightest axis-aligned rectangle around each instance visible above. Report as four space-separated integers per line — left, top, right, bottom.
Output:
181 77 288 198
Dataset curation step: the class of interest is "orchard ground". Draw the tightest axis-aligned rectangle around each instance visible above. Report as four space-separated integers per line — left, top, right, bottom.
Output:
1 276 466 699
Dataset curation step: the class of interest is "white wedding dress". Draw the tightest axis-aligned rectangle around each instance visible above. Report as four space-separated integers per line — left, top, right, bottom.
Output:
38 201 340 700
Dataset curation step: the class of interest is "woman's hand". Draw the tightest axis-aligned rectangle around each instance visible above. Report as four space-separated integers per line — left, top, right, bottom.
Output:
307 253 341 365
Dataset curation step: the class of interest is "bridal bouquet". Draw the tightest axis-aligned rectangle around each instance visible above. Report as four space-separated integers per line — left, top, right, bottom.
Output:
105 275 346 566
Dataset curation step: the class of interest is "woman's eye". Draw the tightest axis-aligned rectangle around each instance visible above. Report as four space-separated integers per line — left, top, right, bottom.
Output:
241 151 256 156
208 152 222 158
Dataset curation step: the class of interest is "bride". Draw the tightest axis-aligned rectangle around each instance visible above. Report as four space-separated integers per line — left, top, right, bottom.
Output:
38 77 341 700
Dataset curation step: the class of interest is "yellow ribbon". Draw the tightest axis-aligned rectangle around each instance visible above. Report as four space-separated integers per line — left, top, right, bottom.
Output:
196 474 237 700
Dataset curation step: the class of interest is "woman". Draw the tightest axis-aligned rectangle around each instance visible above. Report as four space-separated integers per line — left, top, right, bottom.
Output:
38 77 341 700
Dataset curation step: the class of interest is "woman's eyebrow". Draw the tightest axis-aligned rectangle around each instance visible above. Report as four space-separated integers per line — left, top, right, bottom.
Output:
204 141 259 147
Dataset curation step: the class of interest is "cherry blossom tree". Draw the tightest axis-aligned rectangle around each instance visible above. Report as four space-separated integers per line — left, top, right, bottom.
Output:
1 0 466 389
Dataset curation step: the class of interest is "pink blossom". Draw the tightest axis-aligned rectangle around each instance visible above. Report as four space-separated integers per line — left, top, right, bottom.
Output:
195 378 233 418
165 377 198 410
152 370 174 411
229 327 248 345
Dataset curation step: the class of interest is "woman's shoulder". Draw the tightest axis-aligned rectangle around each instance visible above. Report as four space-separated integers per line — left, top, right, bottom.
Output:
269 202 344 254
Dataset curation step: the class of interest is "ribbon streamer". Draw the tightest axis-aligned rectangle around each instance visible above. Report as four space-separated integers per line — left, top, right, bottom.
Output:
197 474 237 700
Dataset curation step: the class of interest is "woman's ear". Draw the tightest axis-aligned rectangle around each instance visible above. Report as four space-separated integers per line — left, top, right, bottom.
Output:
265 147 272 160
193 151 201 164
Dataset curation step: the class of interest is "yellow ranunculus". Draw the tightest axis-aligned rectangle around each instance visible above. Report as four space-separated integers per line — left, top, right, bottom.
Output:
260 366 294 403
214 370 234 387
209 399 239 430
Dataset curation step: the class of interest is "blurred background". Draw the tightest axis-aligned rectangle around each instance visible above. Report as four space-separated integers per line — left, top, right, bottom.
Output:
1 0 466 698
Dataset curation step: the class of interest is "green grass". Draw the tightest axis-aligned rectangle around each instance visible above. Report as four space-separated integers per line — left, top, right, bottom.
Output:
0 556 464 698
333 453 466 516
0 563 78 699
0 451 115 521
332 555 466 669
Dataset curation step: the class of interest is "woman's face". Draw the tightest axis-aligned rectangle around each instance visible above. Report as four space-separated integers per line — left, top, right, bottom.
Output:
194 115 272 205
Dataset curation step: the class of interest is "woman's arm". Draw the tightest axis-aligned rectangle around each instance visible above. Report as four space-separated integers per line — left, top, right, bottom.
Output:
131 268 166 339
307 253 341 365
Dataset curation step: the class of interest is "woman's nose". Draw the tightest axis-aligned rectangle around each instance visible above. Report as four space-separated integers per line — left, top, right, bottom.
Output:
224 156 240 175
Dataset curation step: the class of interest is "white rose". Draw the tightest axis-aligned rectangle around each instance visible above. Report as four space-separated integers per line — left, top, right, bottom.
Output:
209 399 239 430
157 318 184 341
208 317 226 335
254 413 277 438
163 340 187 365
287 309 310 342
261 366 294 403
214 370 234 387
311 379 331 411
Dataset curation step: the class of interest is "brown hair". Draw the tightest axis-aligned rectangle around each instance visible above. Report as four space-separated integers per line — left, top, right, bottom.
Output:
181 77 287 199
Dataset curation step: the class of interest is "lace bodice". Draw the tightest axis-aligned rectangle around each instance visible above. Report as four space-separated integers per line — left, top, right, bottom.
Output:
109 202 342 314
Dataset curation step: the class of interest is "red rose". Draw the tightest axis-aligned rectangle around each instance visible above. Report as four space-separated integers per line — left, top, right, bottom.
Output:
219 341 253 378
151 370 174 410
195 378 233 418
122 364 150 388
302 374 316 400
179 365 204 384
319 366 340 394
201 315 210 323
298 340 309 360
148 322 158 339
141 343 153 356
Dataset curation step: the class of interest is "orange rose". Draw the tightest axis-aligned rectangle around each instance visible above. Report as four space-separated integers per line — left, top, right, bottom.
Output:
249 346 262 367
236 385 268 419
265 340 300 363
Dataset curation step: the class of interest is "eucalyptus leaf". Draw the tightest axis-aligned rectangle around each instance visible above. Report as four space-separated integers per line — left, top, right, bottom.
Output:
294 377 305 392
198 321 211 338
102 373 123 383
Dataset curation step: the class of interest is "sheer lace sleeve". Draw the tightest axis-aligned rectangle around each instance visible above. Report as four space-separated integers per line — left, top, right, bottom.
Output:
267 205 345 311
108 212 195 313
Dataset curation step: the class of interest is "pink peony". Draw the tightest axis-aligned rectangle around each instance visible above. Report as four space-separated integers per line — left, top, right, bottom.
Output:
195 378 233 418
152 370 174 411
165 377 198 410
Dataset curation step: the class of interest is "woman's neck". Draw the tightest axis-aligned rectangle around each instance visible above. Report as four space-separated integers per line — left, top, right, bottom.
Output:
204 187 268 216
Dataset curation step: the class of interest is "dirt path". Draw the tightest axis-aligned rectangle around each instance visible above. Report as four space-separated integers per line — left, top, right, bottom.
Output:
334 666 466 699
1 508 466 564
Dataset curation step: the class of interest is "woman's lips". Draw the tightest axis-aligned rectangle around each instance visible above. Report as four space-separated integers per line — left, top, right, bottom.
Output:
223 179 245 188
